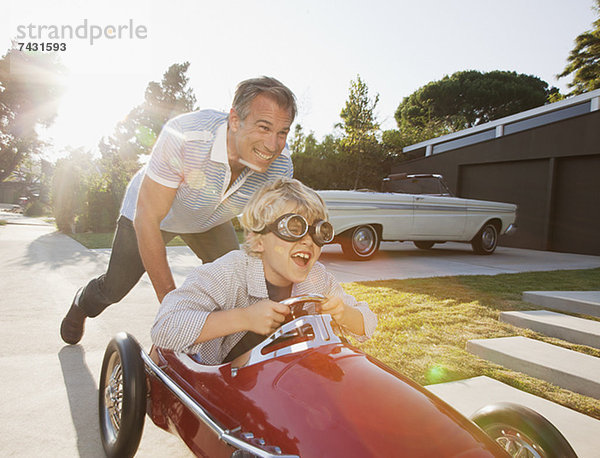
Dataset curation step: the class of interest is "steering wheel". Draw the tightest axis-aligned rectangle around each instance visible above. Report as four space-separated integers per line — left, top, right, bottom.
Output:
280 294 327 323
277 294 349 345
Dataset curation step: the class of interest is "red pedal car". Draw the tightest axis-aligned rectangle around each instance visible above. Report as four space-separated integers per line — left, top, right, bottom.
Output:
98 295 576 457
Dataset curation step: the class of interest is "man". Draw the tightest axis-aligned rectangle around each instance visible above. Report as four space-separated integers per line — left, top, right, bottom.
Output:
60 76 296 345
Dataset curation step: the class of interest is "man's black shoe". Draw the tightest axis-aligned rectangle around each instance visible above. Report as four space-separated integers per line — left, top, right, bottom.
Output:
60 289 87 345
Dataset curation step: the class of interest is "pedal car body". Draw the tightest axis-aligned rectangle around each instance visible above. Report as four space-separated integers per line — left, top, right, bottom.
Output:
99 296 576 457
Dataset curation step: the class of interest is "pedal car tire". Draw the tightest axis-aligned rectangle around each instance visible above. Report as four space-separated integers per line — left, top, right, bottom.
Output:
99 332 147 458
471 402 576 458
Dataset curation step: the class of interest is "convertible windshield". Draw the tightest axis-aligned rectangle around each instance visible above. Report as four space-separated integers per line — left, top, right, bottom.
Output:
382 175 452 196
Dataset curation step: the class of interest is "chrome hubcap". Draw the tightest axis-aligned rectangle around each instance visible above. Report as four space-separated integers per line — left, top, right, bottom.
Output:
496 434 542 457
352 227 376 255
492 427 543 458
103 353 124 443
481 226 497 251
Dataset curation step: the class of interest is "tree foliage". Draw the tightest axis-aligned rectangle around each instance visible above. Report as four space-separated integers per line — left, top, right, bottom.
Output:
292 126 348 189
339 75 380 137
0 49 65 182
99 62 197 162
558 0 600 94
337 76 388 189
395 70 554 132
293 76 398 190
52 63 197 233
52 147 93 233
381 120 451 158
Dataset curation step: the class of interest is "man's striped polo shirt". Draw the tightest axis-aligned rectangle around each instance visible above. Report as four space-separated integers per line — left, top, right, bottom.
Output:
120 109 293 233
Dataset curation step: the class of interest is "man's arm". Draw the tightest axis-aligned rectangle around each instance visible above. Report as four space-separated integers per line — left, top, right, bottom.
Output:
134 175 178 303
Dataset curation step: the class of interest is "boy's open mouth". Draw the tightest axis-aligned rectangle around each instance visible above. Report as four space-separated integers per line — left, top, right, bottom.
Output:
291 251 311 267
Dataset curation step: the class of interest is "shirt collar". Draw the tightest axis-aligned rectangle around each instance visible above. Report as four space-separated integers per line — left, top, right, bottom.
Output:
245 251 319 299
210 122 229 165
210 122 291 170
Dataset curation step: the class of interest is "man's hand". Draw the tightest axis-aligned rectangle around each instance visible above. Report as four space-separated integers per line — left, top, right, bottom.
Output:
243 299 290 335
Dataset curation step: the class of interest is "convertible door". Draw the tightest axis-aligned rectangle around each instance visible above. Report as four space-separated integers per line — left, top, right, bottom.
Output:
412 196 466 238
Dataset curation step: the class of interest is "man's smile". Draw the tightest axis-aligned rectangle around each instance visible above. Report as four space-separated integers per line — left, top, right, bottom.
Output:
254 147 275 162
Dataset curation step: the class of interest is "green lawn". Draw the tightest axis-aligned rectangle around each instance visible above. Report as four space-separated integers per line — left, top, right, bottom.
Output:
68 229 600 418
346 269 600 419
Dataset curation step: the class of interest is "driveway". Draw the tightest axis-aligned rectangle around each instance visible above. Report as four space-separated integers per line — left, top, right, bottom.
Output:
319 241 600 283
1 217 599 457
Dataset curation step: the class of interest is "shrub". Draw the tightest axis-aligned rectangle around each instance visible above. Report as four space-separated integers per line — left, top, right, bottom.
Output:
24 200 45 217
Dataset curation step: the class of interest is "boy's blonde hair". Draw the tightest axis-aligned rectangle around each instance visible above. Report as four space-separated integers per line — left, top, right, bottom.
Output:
241 178 328 255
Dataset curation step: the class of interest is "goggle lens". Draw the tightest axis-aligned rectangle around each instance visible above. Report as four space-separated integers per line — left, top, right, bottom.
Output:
312 220 334 245
281 215 307 238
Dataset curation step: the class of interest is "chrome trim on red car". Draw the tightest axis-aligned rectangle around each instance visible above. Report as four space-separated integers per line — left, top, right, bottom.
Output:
140 349 298 458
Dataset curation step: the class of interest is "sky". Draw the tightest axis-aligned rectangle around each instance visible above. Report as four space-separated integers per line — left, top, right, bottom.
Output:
3 0 598 162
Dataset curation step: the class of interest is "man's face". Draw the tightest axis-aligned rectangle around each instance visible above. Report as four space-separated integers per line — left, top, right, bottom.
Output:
255 208 322 287
228 94 293 173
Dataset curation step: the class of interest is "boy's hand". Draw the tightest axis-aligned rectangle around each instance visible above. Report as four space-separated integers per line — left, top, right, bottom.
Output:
317 295 366 337
245 299 290 335
317 296 346 322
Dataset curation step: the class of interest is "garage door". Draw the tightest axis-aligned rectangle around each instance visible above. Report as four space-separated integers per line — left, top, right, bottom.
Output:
551 155 600 255
459 159 550 250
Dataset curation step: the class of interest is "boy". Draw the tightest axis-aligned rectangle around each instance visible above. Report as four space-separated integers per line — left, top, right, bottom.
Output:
151 178 377 364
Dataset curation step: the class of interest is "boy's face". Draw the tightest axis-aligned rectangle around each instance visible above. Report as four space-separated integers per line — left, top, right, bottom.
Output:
255 209 323 287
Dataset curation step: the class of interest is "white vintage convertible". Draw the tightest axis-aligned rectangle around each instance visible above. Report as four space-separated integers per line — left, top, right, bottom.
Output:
317 174 517 260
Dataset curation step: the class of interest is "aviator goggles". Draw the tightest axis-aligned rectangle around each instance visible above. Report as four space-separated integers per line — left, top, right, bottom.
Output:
258 213 335 247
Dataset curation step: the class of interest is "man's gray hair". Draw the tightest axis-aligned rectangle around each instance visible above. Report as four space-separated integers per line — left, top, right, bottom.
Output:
232 76 297 122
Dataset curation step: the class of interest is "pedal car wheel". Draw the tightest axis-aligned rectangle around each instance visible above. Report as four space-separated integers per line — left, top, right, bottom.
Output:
471 402 576 458
99 332 147 458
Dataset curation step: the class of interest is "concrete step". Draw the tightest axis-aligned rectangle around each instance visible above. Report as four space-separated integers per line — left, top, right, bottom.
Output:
466 336 600 399
426 376 600 458
523 291 600 318
500 310 600 349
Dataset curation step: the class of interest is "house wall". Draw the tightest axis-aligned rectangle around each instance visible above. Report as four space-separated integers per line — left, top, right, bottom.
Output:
391 110 600 255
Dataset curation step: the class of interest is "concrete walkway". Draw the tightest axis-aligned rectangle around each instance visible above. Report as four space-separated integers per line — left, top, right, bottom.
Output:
1 214 599 457
426 376 600 458
470 291 600 399
0 221 193 457
467 336 600 398
93 241 600 286
501 310 600 349
523 291 600 318
460 290 600 455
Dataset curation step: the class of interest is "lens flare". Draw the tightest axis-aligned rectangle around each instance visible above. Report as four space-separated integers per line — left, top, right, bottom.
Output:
136 125 157 148
426 364 447 383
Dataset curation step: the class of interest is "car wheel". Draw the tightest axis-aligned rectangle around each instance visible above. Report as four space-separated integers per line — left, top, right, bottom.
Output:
99 332 147 458
471 403 576 458
471 222 498 255
341 225 380 260
414 241 435 250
